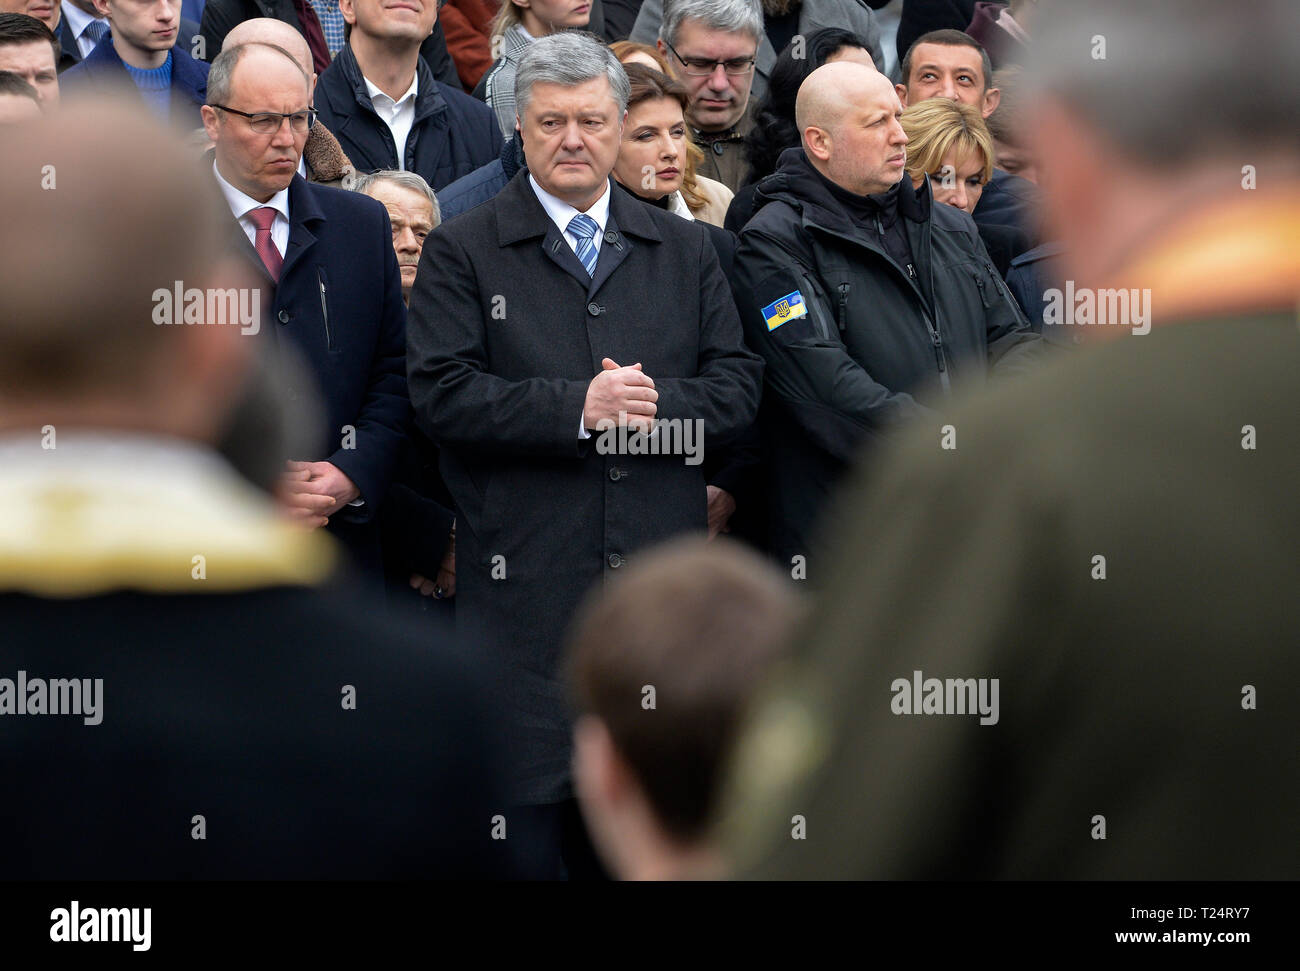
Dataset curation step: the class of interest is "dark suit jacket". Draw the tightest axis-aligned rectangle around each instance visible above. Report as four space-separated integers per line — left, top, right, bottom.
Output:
198 0 461 86
60 32 209 129
56 15 201 71
0 583 515 877
314 44 502 191
407 172 764 804
221 173 410 569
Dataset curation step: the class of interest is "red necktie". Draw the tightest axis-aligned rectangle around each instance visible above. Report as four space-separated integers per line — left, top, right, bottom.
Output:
247 207 283 283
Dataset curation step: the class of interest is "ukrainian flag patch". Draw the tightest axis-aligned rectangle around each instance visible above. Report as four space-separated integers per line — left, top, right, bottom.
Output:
762 291 807 331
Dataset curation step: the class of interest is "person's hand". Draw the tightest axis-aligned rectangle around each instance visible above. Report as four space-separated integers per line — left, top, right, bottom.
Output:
706 485 736 539
278 460 360 528
410 528 456 599
584 358 657 436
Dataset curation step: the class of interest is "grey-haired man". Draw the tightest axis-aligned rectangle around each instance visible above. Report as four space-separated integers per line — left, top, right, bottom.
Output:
406 30 762 877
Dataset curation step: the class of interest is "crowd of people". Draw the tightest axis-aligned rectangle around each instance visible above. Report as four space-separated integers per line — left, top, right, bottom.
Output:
0 0 1295 882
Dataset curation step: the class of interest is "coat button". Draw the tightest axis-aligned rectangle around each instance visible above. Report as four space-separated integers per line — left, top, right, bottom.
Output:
609 467 623 481
278 309 290 323
604 230 618 244
587 302 602 316
608 552 623 568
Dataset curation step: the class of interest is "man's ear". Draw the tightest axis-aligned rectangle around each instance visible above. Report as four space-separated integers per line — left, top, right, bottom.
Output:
803 125 832 163
894 82 909 107
92 0 112 19
339 0 356 27
200 104 220 145
981 86 1001 120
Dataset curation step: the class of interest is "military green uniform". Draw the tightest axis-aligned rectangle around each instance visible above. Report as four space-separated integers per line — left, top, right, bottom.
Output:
718 308 1300 879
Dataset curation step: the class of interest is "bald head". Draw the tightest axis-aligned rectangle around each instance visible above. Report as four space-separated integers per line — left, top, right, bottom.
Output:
795 61 888 138
223 18 314 82
0 100 251 438
796 61 908 197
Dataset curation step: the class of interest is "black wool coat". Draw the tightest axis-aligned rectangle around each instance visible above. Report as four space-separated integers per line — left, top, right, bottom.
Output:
407 172 764 804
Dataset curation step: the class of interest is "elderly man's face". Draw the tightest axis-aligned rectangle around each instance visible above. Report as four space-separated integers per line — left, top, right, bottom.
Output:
520 76 624 211
202 50 311 202
661 19 757 133
0 40 59 107
367 180 435 303
0 0 59 31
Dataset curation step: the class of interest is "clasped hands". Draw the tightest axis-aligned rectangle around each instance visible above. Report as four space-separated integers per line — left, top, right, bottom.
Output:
583 357 658 435
278 460 360 528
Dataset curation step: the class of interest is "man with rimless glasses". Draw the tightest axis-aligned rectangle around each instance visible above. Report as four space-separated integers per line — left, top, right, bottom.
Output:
655 0 761 192
203 40 411 585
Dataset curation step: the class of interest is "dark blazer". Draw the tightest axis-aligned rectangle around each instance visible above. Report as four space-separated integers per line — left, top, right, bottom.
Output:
407 172 764 804
221 173 410 569
56 15 201 71
60 31 209 128
973 167 1041 242
314 44 502 191
438 135 525 220
198 0 461 86
0 583 518 878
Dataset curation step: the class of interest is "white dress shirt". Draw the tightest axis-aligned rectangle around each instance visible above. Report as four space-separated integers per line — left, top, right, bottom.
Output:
364 72 419 169
527 175 618 439
212 160 291 260
60 2 107 59
528 173 612 260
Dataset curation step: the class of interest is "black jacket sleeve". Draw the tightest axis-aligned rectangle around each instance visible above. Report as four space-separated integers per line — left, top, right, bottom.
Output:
731 227 937 464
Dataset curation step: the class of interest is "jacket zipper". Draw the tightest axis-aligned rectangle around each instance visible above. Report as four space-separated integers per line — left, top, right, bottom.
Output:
836 283 850 332
985 262 1027 321
318 270 332 350
817 216 949 390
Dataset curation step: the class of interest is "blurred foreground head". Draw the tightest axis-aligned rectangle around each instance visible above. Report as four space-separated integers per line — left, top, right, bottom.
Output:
0 100 253 442
567 538 800 880
1025 0 1300 303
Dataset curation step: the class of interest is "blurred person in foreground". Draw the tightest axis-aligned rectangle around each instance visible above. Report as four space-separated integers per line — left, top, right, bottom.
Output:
0 101 516 878
568 538 799 880
717 0 1300 879
0 65 39 118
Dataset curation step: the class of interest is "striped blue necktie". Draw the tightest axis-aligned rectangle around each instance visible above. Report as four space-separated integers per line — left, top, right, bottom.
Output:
567 213 599 278
83 19 110 47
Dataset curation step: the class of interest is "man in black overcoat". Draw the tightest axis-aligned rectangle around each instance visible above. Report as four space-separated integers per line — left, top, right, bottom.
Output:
406 31 763 877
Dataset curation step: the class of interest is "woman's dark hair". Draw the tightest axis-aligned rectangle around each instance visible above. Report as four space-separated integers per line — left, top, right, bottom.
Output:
621 62 710 214
743 28 873 184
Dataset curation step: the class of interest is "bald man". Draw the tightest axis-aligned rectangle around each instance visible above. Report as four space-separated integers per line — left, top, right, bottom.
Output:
220 18 355 189
0 99 517 878
730 61 1045 572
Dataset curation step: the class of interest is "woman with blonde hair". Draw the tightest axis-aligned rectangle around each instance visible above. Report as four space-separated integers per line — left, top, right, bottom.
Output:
611 52 733 226
901 96 1029 274
476 0 594 136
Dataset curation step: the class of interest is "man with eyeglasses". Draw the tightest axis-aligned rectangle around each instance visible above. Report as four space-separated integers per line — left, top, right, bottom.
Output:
654 0 761 192
204 41 410 584
60 0 208 126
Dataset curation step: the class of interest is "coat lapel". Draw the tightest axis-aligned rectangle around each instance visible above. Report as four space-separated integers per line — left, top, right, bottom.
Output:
281 176 325 283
